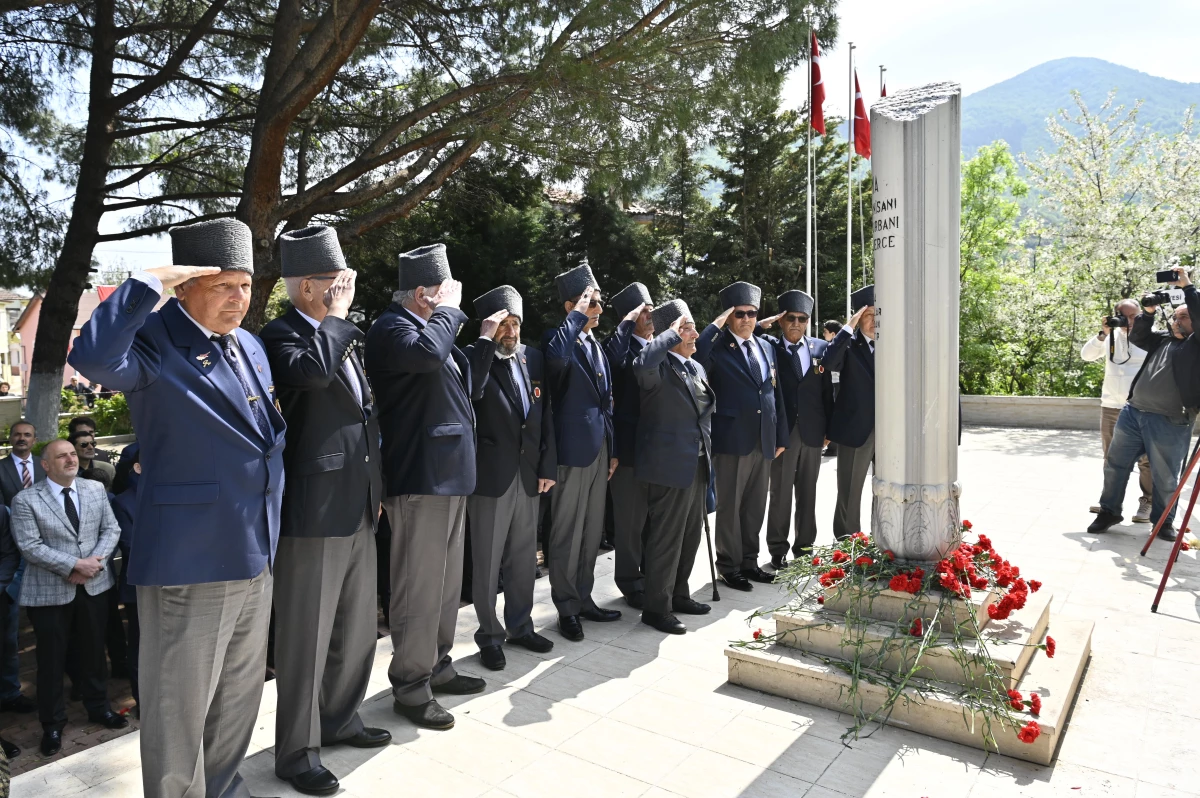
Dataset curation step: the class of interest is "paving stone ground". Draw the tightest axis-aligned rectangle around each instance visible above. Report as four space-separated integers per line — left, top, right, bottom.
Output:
9 425 1200 797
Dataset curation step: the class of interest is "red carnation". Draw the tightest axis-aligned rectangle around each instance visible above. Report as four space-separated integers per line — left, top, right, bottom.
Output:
1029 580 1042 593
1017 721 1041 744
1044 636 1056 658
818 567 846 587
817 595 825 604
753 629 762 640
1182 542 1191 551
976 533 993 550
889 574 911 592
987 603 1010 621
910 618 923 637
832 550 850 564
854 556 874 567
1006 689 1024 711
884 550 896 561
1029 692 1042 716
962 520 973 530
812 556 822 566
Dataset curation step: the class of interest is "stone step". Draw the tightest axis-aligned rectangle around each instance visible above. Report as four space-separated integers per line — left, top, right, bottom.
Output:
773 589 1052 689
725 616 1092 766
823 580 997 627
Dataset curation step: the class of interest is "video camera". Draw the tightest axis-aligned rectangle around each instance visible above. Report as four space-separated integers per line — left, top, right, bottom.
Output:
1104 315 1129 328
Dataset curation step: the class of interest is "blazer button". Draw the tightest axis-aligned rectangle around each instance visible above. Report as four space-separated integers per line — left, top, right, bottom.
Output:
265 488 272 495
521 424 526 429
520 448 525 454
265 454 271 461
757 410 762 414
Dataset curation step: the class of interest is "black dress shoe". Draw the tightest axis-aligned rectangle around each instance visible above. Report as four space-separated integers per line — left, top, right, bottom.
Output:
641 612 687 635
394 699 454 730
40 729 62 756
770 556 789 571
719 571 753 591
432 674 486 695
558 614 585 641
284 765 339 797
1087 511 1123 534
1157 526 1178 541
479 644 506 671
742 566 775 584
1 736 19 759
599 537 615 552
331 727 391 748
0 693 35 713
508 631 554 653
581 606 622 622
88 710 129 730
623 591 645 610
673 597 711 615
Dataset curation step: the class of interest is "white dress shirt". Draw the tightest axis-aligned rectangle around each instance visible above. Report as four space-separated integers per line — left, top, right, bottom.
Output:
784 338 812 375
841 325 875 355
52 478 79 517
729 331 769 381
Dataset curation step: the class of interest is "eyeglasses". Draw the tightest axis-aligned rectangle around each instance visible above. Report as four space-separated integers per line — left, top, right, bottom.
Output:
77 441 96 449
733 310 758 319
784 314 809 324
589 299 604 309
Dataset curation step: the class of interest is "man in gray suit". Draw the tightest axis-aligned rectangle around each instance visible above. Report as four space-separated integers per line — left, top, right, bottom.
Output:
262 227 391 796
11 439 126 756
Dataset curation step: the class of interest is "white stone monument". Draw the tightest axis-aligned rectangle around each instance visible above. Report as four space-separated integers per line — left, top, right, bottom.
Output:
869 82 962 562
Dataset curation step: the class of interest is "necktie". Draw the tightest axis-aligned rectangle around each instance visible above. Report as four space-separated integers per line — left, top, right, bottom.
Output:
62 487 80 534
585 337 606 391
743 340 763 382
505 358 529 417
684 360 698 379
789 344 807 375
213 334 273 441
343 350 365 407
20 460 32 489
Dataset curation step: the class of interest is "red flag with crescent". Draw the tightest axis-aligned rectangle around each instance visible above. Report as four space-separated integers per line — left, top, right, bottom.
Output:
810 31 826 135
853 71 871 159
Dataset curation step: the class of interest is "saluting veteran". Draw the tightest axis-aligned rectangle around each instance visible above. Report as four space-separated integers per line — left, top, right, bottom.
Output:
365 243 487 733
260 226 390 797
759 290 830 567
825 284 876 540
633 301 715 635
68 218 286 798
693 281 788 592
605 282 654 609
464 286 557 672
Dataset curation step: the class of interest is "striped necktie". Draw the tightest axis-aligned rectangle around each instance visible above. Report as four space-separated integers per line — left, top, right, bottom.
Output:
20 460 32 489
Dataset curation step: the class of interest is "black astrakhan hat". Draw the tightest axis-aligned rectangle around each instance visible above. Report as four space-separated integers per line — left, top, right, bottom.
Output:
851 284 875 312
169 219 253 274
279 225 347 278
778 290 814 316
398 243 452 291
719 281 762 310
650 299 691 335
474 285 524 322
554 261 600 303
611 282 653 318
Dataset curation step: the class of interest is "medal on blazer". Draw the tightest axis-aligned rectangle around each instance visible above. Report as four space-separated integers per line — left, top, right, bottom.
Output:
196 352 212 368
771 365 777 387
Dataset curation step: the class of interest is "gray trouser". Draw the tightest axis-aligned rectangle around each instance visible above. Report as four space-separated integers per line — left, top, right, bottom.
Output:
385 494 465 706
549 443 608 617
468 475 538 648
713 449 769 575
610 464 649 596
1101 405 1152 502
273 513 378 777
833 430 875 540
137 567 273 798
643 460 707 615
767 424 824 559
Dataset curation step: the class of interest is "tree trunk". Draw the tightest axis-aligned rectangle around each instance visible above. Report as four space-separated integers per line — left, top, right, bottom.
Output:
25 0 117 438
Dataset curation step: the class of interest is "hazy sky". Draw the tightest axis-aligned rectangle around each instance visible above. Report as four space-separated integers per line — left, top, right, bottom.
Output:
94 0 1200 273
782 0 1200 117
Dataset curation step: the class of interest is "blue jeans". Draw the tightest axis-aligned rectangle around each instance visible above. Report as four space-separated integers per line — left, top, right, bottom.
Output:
1099 405 1193 528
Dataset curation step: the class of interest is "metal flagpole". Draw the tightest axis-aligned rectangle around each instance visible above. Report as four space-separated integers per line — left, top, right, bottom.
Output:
846 43 854 319
858 171 866 284
805 22 813 336
880 65 886 97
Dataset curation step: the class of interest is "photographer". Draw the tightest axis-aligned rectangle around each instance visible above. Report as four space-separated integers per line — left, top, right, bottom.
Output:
1089 268 1200 540
1080 299 1153 523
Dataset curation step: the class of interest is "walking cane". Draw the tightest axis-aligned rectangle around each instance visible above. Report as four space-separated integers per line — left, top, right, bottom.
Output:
703 511 720 601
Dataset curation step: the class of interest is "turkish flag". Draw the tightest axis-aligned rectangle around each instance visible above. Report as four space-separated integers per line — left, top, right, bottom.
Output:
810 31 825 135
853 71 871 159
881 80 887 98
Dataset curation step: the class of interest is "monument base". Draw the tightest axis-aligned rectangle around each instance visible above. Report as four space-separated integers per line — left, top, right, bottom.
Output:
725 593 1091 765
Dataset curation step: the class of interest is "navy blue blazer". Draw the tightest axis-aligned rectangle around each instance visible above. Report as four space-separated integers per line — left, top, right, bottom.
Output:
111 486 137 603
632 332 715 489
693 324 789 459
365 303 479 497
464 340 557 498
543 311 623 468
757 332 832 448
824 328 875 448
67 279 286 587
603 320 642 464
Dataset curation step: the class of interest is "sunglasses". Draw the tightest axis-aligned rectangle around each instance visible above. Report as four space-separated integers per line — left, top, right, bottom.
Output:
732 309 758 319
588 299 604 309
784 314 809 324
77 441 96 449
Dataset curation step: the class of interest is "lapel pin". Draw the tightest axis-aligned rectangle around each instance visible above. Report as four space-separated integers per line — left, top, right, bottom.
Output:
196 353 212 368
534 387 541 399
257 364 262 372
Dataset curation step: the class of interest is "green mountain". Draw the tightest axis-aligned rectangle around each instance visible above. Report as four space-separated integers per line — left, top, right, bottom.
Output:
962 57 1200 158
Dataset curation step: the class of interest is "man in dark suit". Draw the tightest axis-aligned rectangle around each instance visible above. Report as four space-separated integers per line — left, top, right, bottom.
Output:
68 218 286 798
758 291 830 568
543 263 629 641
605 283 654 609
365 243 487 732
825 284 877 540
261 226 391 796
694 282 788 592
464 286 557 672
1 420 41 717
12 439 126 756
633 301 715 635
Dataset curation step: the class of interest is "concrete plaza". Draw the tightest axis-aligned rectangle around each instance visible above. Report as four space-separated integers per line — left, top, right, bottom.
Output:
11 426 1200 797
